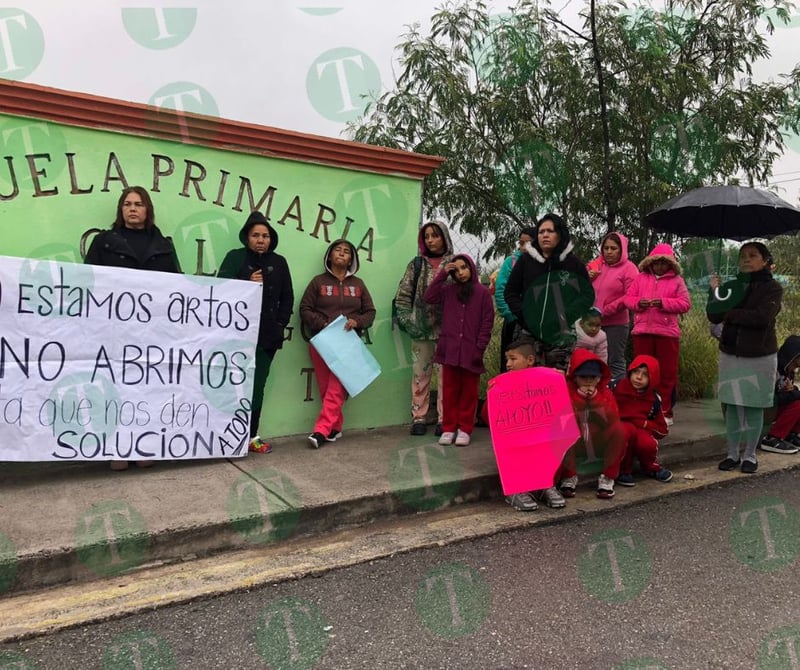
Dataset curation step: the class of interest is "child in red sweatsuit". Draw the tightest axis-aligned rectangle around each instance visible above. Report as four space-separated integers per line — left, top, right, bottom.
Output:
557 348 625 499
610 355 673 485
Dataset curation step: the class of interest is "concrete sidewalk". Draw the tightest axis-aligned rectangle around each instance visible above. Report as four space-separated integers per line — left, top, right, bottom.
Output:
0 399 730 596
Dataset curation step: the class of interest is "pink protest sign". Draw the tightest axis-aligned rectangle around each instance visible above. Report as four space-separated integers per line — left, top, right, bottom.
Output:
487 367 579 495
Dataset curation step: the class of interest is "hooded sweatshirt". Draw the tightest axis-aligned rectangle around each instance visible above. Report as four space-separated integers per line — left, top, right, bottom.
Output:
575 317 609 362
299 238 376 337
623 243 691 338
503 213 594 345
423 253 495 374
775 335 800 406
590 232 640 328
217 211 294 351
393 221 455 340
566 347 621 447
494 225 539 323
609 355 668 438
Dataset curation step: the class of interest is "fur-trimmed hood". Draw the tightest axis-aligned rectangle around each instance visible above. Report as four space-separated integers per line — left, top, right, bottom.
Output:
523 213 574 264
639 243 682 276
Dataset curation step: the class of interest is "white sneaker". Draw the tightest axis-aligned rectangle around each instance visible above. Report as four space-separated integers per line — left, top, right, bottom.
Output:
665 416 674 426
558 475 578 497
597 474 615 499
438 431 455 445
506 492 538 511
535 486 566 508
454 429 471 446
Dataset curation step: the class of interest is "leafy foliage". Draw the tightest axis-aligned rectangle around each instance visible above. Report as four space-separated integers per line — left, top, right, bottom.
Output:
349 0 800 262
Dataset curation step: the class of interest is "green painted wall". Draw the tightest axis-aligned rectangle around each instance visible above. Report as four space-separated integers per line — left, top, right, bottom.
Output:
0 113 421 436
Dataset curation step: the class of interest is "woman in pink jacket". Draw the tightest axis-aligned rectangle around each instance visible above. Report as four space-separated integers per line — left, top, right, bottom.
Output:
588 232 639 378
623 243 691 425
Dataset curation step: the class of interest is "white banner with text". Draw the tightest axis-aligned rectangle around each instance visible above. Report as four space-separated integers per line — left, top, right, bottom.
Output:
0 256 261 461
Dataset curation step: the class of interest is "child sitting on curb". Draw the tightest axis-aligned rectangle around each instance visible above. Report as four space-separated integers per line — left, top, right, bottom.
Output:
486 339 567 512
760 335 800 455
557 349 625 499
609 355 673 485
575 306 608 364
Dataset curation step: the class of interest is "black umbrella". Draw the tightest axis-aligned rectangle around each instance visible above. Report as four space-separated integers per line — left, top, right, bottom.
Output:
644 185 800 241
645 185 800 296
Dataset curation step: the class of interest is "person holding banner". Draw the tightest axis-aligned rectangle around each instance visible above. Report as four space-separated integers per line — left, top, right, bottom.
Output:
84 185 181 471
424 253 494 447
85 186 181 273
496 339 567 512
218 211 294 454
393 221 455 437
503 213 594 373
300 239 376 449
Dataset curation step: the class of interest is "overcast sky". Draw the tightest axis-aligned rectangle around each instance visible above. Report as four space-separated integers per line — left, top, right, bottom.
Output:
7 0 800 205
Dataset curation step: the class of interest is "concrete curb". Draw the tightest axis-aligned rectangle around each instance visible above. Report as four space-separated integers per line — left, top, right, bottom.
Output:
2 453 799 642
0 400 730 597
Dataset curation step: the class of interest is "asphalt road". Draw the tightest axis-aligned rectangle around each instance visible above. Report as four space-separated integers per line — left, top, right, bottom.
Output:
2 470 800 670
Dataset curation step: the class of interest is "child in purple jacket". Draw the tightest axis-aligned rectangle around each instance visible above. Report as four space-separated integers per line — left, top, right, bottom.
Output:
424 254 495 447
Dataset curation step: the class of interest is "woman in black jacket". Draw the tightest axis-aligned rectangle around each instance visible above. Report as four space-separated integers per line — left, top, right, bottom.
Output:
85 186 181 471
503 213 594 372
85 186 181 273
707 241 782 474
218 211 294 453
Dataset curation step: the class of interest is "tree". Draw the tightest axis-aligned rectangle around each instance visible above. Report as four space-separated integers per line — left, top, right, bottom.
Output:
348 0 800 262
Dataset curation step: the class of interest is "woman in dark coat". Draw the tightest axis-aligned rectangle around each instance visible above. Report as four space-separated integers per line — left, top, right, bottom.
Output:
503 213 594 372
85 186 181 273
707 241 782 474
218 211 294 453
84 185 181 470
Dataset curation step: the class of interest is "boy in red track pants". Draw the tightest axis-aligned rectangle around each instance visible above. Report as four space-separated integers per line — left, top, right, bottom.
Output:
610 355 672 485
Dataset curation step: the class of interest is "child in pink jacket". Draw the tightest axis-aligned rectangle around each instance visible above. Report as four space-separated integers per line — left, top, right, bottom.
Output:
575 306 608 364
623 244 691 425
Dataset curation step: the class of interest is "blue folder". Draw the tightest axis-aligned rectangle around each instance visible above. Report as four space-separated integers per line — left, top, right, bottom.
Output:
310 315 381 397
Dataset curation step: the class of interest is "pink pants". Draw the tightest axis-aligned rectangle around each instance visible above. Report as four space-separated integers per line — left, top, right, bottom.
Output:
632 334 680 417
309 345 346 436
441 364 479 434
411 340 443 423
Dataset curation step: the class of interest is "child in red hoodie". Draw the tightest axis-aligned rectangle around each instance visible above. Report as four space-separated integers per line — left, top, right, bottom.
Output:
557 349 626 499
610 355 673 485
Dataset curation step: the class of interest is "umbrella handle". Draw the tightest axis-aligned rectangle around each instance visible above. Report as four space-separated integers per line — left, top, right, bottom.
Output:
714 286 732 301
